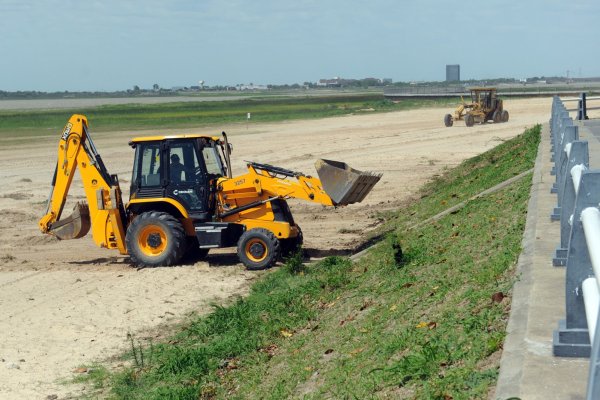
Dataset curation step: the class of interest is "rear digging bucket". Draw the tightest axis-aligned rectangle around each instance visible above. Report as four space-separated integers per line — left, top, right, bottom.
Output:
49 202 91 240
315 159 382 205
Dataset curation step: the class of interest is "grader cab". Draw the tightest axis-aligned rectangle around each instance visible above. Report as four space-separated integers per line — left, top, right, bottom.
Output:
444 87 509 127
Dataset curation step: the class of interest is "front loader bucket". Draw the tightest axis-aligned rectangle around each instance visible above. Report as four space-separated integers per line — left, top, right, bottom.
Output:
49 202 91 240
315 159 382 206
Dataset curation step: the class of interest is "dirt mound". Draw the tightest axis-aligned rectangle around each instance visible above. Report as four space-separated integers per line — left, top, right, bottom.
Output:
21 234 60 245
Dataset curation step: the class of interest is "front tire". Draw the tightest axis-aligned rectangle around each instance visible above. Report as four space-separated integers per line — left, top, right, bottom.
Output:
126 211 186 267
501 110 509 122
444 114 453 127
465 113 475 127
237 228 281 270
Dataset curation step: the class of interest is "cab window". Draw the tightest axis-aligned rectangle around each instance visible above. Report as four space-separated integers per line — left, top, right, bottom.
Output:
201 144 225 176
169 141 200 184
137 144 161 187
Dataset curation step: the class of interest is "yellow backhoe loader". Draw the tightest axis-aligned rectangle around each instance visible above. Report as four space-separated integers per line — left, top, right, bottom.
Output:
444 87 509 127
39 115 381 270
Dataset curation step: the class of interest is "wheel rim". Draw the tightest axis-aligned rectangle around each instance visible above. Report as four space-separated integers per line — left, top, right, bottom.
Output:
138 224 167 256
245 238 268 262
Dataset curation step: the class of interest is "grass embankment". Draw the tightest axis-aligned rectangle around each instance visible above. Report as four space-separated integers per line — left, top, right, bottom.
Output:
82 125 540 399
0 94 456 138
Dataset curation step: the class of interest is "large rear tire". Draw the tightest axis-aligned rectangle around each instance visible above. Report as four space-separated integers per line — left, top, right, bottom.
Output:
501 110 509 122
126 211 186 267
465 113 475 127
444 114 453 127
237 228 280 270
492 110 502 123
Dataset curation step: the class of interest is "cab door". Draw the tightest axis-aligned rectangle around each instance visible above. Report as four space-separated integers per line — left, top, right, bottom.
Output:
166 140 211 221
130 142 164 199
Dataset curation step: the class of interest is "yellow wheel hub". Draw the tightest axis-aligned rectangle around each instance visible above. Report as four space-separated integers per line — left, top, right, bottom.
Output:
138 224 167 257
245 238 268 262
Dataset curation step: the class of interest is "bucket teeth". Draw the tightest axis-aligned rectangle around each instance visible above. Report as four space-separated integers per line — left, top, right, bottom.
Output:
49 202 91 240
315 159 382 205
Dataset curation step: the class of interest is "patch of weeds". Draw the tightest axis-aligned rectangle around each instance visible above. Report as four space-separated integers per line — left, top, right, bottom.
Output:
384 233 406 267
386 341 453 385
284 250 305 275
127 333 154 371
338 228 362 234
70 364 110 389
318 256 353 291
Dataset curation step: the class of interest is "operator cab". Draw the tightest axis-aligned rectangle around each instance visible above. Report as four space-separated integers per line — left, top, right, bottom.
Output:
128 135 228 222
469 87 497 110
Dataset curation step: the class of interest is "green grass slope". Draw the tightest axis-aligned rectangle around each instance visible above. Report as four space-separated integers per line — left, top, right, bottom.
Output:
82 125 541 400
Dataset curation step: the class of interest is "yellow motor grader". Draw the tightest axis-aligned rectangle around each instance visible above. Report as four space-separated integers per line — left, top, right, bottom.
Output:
444 87 509 127
39 115 381 270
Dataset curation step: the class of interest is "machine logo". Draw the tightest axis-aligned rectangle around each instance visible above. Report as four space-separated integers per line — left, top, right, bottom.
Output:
61 123 73 141
173 189 194 195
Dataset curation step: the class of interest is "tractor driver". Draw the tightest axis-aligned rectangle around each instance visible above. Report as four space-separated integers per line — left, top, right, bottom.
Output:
170 154 194 183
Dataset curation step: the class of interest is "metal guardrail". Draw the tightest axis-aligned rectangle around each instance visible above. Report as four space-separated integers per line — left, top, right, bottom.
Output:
550 94 600 399
562 92 600 119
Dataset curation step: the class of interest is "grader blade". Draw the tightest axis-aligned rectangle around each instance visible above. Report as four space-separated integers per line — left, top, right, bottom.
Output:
315 159 382 206
49 202 91 240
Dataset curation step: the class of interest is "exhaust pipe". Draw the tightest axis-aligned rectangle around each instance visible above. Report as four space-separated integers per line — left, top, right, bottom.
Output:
315 159 382 206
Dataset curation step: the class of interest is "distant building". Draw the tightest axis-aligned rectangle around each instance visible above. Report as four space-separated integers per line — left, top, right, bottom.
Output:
317 77 386 87
317 77 343 87
446 64 460 82
237 83 268 91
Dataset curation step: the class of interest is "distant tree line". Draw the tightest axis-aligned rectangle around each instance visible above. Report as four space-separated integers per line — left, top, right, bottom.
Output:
2 75 598 100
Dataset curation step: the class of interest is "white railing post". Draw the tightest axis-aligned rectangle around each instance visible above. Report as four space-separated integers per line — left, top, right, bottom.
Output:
553 151 589 266
551 126 581 221
588 304 600 400
580 207 600 400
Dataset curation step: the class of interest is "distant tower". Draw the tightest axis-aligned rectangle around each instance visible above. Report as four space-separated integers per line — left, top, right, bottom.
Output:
446 65 460 82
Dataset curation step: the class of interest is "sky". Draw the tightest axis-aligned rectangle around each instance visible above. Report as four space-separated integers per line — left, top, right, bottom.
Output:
1 0 599 92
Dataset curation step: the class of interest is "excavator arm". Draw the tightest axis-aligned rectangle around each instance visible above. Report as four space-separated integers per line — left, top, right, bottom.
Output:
38 114 127 254
218 162 335 207
216 159 381 235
